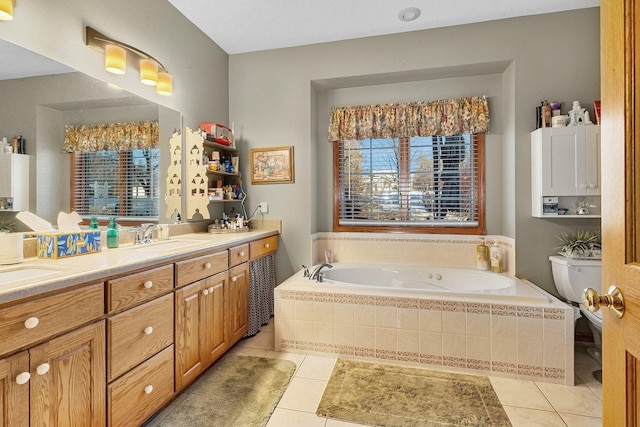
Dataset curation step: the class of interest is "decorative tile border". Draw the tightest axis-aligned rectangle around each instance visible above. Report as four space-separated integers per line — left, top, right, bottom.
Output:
276 286 572 384
544 308 566 320
491 304 517 317
467 303 491 314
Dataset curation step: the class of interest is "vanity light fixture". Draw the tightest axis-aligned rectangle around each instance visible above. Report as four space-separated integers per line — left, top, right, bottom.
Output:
139 58 158 86
0 0 14 21
85 26 173 95
156 72 173 96
105 44 126 75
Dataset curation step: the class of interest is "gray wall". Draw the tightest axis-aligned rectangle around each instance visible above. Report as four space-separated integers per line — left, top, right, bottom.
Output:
0 0 228 143
230 8 601 294
0 0 229 222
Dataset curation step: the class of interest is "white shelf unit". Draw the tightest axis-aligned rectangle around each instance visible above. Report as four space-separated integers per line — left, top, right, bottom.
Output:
531 125 601 218
0 153 29 211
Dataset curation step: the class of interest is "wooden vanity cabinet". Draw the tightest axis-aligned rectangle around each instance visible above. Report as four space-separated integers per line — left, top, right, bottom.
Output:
30 322 106 427
0 322 106 427
228 262 249 345
0 284 106 427
249 235 278 260
174 271 229 391
0 351 29 427
105 264 175 427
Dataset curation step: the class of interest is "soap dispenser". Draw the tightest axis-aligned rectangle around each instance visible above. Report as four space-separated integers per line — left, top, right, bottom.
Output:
489 241 504 273
107 218 119 249
476 238 489 270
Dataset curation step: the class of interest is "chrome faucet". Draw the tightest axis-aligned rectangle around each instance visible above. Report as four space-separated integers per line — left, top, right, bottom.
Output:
135 223 160 244
309 263 333 282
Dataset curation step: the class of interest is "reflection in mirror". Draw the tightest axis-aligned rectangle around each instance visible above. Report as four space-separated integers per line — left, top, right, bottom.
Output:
0 38 181 229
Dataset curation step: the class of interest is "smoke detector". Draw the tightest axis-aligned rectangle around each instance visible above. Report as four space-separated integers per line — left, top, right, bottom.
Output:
398 7 421 22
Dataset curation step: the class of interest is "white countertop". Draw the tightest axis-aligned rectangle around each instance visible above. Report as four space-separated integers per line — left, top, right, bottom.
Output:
0 229 279 305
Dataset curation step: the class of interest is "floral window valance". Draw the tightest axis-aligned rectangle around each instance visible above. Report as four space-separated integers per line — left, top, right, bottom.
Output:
64 120 159 152
328 96 489 141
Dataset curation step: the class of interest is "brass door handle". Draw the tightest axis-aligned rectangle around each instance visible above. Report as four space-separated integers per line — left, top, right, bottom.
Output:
582 285 624 318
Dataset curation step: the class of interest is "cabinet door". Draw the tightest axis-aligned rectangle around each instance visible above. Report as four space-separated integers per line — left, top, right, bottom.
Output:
30 321 106 427
583 125 601 195
541 127 580 196
228 263 249 345
174 280 206 391
0 351 29 427
202 272 229 365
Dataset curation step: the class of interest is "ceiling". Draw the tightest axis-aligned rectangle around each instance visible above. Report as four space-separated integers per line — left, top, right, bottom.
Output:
0 0 599 81
167 0 600 54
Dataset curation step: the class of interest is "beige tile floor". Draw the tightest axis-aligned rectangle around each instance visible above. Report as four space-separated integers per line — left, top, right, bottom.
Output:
151 319 603 427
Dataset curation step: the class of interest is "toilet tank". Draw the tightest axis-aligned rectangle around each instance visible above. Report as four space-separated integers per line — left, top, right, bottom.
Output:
549 255 602 303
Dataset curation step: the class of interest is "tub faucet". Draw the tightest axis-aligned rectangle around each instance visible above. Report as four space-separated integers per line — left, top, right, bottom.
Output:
310 263 333 282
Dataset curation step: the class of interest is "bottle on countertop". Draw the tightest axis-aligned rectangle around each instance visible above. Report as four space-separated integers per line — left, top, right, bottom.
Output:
88 217 99 229
490 240 504 273
476 238 489 271
106 217 119 249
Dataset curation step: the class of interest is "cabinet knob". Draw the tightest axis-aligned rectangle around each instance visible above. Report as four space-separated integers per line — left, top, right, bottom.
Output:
239 251 245 257
265 243 270 248
231 276 237 282
144 385 154 395
24 317 39 329
144 326 154 335
203 289 209 296
15 372 30 385
36 363 50 375
144 280 153 289
589 183 597 188
205 262 212 269
208 287 214 293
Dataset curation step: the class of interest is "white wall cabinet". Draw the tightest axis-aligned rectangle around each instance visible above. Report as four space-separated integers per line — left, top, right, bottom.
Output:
531 125 601 218
0 153 29 211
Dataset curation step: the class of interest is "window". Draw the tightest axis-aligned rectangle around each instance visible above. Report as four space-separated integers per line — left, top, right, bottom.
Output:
334 133 484 234
71 148 160 220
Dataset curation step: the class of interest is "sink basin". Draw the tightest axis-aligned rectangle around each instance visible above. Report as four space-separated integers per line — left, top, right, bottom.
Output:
0 265 67 285
123 239 205 253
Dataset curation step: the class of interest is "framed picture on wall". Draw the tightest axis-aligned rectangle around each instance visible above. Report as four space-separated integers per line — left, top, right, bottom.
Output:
250 146 294 184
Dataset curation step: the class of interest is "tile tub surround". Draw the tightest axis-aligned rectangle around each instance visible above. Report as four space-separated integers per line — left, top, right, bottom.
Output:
274 271 574 385
312 232 515 274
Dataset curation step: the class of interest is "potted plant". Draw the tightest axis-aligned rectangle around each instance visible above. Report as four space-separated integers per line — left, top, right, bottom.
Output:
555 229 601 259
0 219 24 264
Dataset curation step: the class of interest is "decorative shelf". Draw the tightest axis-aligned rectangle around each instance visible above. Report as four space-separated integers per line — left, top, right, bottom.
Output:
204 139 238 154
206 170 240 177
208 198 242 203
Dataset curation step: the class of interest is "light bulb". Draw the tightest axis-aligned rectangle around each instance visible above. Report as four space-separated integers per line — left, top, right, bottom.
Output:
105 44 126 75
0 0 13 21
156 72 173 96
140 59 158 86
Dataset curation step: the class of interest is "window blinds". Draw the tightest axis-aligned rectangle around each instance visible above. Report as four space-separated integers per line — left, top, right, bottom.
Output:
71 149 160 220
337 135 479 227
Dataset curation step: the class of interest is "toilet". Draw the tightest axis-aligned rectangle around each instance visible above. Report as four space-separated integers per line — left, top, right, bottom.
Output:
549 255 603 361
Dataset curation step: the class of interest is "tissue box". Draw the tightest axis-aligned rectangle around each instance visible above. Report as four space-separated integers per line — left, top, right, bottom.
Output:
37 231 102 259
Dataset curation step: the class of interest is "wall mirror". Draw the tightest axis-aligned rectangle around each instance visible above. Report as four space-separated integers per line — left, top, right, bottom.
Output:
0 38 182 228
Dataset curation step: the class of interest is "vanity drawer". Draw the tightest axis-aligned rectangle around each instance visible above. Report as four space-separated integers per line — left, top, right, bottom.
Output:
229 243 249 267
175 250 228 288
107 294 173 381
0 283 104 356
107 264 174 312
108 345 174 427
250 235 278 260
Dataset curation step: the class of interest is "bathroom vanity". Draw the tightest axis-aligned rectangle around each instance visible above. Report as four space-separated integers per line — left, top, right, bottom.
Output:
0 229 278 427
